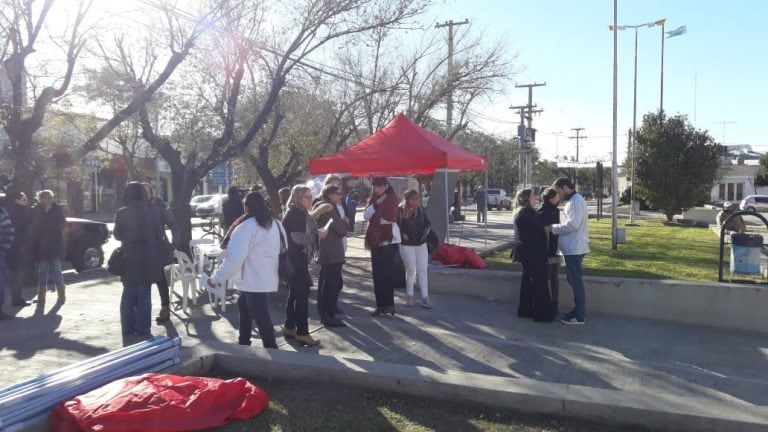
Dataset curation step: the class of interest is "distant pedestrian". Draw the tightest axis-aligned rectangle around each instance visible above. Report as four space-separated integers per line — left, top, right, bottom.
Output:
344 190 359 232
549 178 590 325
114 182 164 337
208 192 280 349
29 190 66 304
0 204 15 320
539 187 562 316
398 189 432 308
5 191 32 307
281 185 326 346
474 186 487 223
364 177 401 316
142 183 177 324
221 186 245 232
512 189 555 322
312 185 348 327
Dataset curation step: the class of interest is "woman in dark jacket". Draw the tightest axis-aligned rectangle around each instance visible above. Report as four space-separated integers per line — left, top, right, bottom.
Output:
281 185 327 345
363 177 400 316
142 183 177 324
6 191 32 306
30 190 67 304
539 187 561 316
113 182 164 337
398 189 432 308
512 188 555 322
312 184 348 328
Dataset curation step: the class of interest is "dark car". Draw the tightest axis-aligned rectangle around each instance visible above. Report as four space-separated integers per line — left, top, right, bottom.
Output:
64 217 110 272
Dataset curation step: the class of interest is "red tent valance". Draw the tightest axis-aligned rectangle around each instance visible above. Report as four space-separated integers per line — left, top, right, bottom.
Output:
308 114 487 176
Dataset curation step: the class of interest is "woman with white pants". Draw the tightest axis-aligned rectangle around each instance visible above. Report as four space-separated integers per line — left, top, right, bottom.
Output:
398 189 432 308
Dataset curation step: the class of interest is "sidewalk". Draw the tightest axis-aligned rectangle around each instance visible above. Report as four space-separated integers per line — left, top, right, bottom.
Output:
2 209 767 430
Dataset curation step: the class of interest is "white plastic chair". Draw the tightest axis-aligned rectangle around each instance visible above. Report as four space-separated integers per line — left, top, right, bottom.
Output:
200 273 229 312
169 250 199 313
189 238 215 274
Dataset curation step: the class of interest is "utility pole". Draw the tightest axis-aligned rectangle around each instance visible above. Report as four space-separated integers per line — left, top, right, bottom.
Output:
513 82 546 189
510 105 542 190
569 128 586 190
436 19 469 137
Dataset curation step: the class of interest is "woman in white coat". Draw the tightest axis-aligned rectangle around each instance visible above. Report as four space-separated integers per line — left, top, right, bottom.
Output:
209 192 283 348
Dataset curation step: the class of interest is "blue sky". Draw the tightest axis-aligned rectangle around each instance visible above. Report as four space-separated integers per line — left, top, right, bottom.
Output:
425 0 768 162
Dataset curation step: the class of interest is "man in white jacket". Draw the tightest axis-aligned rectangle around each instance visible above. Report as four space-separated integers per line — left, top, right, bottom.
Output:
549 178 590 325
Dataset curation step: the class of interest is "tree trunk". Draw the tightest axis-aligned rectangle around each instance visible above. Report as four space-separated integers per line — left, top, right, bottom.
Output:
665 210 674 222
8 133 37 199
169 168 197 255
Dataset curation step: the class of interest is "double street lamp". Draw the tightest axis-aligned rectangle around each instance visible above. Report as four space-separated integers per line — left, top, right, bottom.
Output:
609 19 665 225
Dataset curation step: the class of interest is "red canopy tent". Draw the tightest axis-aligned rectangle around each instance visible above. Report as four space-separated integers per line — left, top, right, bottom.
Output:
308 114 487 175
308 114 489 244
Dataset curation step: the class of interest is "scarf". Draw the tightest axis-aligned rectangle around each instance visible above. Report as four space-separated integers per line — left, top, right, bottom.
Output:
364 190 399 249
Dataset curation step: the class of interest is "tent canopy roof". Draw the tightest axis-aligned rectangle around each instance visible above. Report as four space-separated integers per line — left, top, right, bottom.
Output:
308 114 487 176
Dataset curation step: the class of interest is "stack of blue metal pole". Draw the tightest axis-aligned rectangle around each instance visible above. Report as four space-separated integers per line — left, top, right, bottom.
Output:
0 336 182 432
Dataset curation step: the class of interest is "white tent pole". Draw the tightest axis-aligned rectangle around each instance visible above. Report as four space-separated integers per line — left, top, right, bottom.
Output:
444 170 450 243
484 171 488 245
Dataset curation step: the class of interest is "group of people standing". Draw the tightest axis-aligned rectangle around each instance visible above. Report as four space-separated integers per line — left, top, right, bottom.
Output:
512 177 589 325
203 175 432 349
0 190 69 319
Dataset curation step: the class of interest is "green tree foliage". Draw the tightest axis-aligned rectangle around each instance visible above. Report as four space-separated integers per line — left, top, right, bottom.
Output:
635 112 721 221
754 155 768 186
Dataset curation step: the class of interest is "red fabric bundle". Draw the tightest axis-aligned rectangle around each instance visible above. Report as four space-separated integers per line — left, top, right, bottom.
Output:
50 373 269 432
431 243 488 269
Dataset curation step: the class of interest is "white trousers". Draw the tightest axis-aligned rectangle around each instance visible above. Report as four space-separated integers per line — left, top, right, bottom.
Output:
399 243 429 299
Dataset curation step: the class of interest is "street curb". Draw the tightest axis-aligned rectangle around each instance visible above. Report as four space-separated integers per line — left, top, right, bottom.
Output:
177 341 768 432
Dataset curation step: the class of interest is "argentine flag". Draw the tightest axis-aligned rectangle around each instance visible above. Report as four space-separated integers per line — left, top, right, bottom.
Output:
666 25 687 38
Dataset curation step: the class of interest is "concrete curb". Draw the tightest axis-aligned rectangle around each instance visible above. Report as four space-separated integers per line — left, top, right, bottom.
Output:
179 341 768 432
428 268 768 334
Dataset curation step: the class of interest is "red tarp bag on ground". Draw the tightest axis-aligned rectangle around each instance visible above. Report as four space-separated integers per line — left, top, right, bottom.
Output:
50 373 269 432
431 243 487 269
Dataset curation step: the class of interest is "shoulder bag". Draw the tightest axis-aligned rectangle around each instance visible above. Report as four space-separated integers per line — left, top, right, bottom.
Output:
277 221 295 280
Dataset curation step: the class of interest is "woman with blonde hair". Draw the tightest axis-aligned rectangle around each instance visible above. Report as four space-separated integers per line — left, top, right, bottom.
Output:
280 185 327 345
512 189 555 322
398 189 432 308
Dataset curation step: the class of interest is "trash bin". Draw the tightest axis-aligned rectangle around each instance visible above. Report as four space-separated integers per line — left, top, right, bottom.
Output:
730 233 763 274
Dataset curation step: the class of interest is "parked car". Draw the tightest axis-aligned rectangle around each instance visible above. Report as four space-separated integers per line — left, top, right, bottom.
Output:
64 218 110 272
486 188 512 210
189 194 224 218
739 195 768 212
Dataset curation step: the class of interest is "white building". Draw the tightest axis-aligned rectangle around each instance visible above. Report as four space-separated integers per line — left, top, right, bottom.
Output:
711 145 766 204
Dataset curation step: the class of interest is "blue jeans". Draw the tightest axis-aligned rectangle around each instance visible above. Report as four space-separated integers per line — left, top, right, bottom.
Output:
121 281 152 335
564 255 586 320
36 259 63 289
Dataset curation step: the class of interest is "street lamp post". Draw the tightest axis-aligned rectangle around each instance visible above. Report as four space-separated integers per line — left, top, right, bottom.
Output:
610 19 665 226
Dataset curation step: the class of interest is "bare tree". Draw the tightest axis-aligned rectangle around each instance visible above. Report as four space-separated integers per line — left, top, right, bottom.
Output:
0 0 224 197
132 0 425 250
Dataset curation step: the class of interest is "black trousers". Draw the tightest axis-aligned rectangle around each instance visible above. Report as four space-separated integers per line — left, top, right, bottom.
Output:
519 258 555 320
237 292 277 348
546 262 560 310
320 263 343 319
285 280 310 335
371 244 399 310
316 266 325 315
155 273 170 308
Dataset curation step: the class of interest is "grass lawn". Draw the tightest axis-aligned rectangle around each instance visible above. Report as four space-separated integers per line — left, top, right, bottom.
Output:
211 375 647 432
485 218 757 282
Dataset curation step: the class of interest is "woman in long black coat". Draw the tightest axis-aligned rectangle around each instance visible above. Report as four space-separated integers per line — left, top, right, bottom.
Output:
30 190 66 304
512 188 555 322
539 187 562 317
113 182 164 337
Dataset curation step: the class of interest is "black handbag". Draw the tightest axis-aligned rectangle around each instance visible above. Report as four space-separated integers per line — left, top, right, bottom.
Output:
107 247 125 276
426 229 440 255
277 223 295 280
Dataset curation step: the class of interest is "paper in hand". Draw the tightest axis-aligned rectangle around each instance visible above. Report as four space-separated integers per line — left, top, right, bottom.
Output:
323 218 334 231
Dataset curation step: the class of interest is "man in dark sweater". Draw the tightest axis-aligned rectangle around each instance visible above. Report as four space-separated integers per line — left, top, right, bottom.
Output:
0 204 16 319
